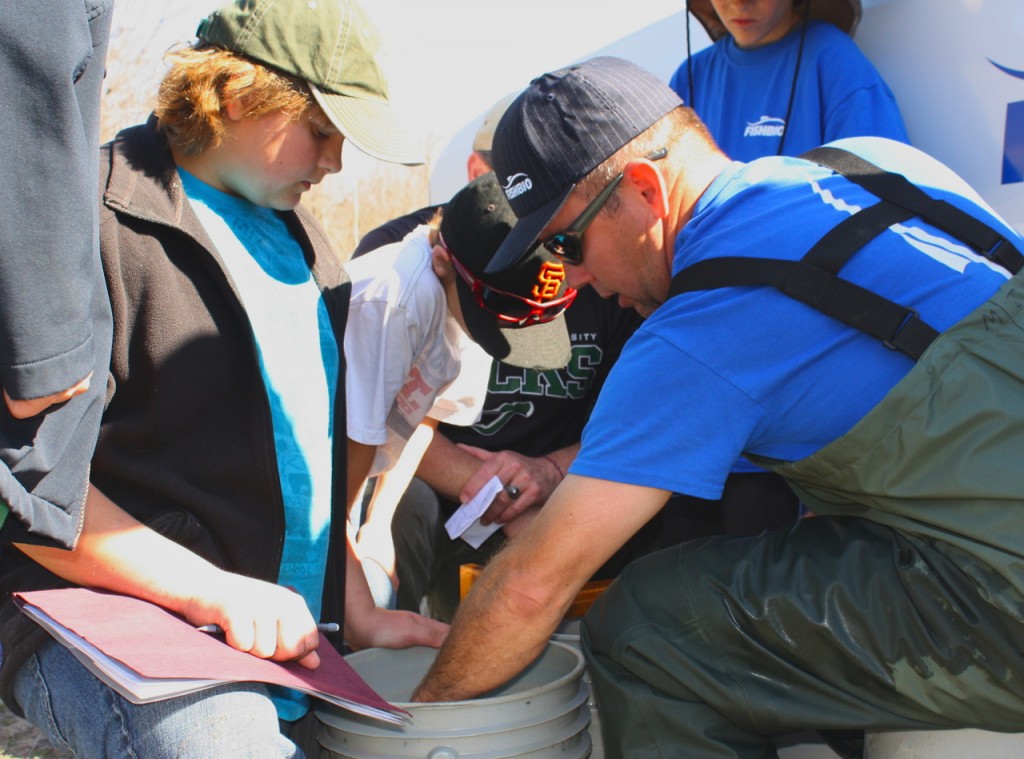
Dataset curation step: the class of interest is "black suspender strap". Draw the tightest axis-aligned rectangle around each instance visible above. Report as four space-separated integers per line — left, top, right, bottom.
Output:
669 256 939 361
668 147 1020 361
803 147 1023 275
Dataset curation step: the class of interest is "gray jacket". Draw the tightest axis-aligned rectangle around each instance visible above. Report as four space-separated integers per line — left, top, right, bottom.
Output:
0 0 115 547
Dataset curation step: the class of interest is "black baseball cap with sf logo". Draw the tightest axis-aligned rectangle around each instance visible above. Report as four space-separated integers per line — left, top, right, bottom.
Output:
441 173 574 371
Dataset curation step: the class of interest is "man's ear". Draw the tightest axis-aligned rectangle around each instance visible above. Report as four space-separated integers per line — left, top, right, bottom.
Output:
623 158 669 219
466 152 492 181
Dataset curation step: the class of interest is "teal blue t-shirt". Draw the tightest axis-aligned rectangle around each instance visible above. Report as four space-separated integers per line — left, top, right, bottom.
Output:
180 170 339 721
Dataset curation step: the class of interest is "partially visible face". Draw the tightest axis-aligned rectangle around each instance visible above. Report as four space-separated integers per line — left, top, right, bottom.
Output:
431 243 470 335
709 0 799 48
541 189 668 318
218 108 344 210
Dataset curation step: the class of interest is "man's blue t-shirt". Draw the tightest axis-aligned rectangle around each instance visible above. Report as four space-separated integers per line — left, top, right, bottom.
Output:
669 21 909 160
573 138 1019 500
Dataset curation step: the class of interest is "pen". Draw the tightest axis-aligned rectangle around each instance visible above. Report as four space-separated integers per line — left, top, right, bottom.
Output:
196 622 340 634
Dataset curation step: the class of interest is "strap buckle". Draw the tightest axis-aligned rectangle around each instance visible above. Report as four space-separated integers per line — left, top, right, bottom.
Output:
883 308 921 352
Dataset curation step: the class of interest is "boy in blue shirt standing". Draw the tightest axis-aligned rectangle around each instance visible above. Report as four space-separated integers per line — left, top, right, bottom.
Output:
672 0 908 159
665 0 910 566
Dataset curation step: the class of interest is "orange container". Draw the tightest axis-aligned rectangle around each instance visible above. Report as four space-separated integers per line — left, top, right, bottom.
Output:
459 563 612 620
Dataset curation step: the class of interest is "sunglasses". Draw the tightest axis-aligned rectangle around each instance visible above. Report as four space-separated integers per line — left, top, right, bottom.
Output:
441 235 577 326
541 147 669 266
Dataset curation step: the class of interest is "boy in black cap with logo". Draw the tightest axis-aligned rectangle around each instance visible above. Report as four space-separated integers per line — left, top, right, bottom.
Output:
347 95 651 623
344 172 578 606
0 0 449 755
413 55 1024 757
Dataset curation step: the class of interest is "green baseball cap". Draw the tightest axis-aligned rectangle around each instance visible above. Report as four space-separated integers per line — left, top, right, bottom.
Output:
196 0 424 165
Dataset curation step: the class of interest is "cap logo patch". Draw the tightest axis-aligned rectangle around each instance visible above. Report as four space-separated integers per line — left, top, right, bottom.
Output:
532 261 567 301
502 172 534 200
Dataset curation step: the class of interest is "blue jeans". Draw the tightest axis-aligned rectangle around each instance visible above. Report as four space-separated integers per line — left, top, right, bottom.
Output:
13 640 305 758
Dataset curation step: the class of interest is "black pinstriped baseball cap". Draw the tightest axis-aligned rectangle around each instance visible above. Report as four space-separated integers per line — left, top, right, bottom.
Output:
486 56 682 273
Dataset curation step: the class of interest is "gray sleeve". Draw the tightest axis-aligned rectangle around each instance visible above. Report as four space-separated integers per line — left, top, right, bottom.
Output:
0 0 114 547
0 0 113 400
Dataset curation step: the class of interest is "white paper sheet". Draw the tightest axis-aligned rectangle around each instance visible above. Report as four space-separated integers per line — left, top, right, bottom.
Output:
443 475 505 548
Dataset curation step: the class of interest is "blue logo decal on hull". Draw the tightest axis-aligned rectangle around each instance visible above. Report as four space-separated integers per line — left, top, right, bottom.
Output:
991 60 1024 185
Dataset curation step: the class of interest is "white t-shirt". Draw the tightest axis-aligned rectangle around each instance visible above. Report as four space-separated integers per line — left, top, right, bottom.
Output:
344 228 490 476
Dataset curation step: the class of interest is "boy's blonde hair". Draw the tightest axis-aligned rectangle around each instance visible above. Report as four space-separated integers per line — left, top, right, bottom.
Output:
155 44 319 156
427 207 445 248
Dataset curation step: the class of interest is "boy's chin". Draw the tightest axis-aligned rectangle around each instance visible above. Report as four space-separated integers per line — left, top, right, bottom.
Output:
266 195 303 211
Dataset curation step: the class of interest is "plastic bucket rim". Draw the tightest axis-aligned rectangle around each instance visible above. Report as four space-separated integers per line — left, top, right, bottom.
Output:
316 677 592 739
342 640 586 709
317 706 594 759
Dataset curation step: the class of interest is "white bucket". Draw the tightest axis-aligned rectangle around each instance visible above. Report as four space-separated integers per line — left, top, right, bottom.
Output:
316 641 591 758
865 729 1024 757
550 618 603 759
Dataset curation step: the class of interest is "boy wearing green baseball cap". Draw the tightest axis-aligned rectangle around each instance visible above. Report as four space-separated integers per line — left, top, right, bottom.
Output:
0 0 445 755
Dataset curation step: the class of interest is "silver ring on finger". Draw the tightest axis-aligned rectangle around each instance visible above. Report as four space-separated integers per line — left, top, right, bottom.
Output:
505 484 521 499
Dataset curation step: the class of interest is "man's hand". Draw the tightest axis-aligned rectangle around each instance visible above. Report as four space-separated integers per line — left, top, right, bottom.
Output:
458 446 562 525
411 476 671 703
3 372 93 418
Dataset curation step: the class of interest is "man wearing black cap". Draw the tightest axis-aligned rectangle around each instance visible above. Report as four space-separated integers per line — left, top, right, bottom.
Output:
413 55 1024 756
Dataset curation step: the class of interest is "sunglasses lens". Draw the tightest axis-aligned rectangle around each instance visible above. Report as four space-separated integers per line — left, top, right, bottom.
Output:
481 289 539 318
481 286 574 323
543 234 582 265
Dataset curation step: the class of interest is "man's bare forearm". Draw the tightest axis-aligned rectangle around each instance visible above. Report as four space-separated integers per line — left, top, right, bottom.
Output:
412 474 672 701
412 541 571 701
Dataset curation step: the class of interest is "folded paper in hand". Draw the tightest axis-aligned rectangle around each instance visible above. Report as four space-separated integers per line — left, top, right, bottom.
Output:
444 475 504 548
13 587 405 724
